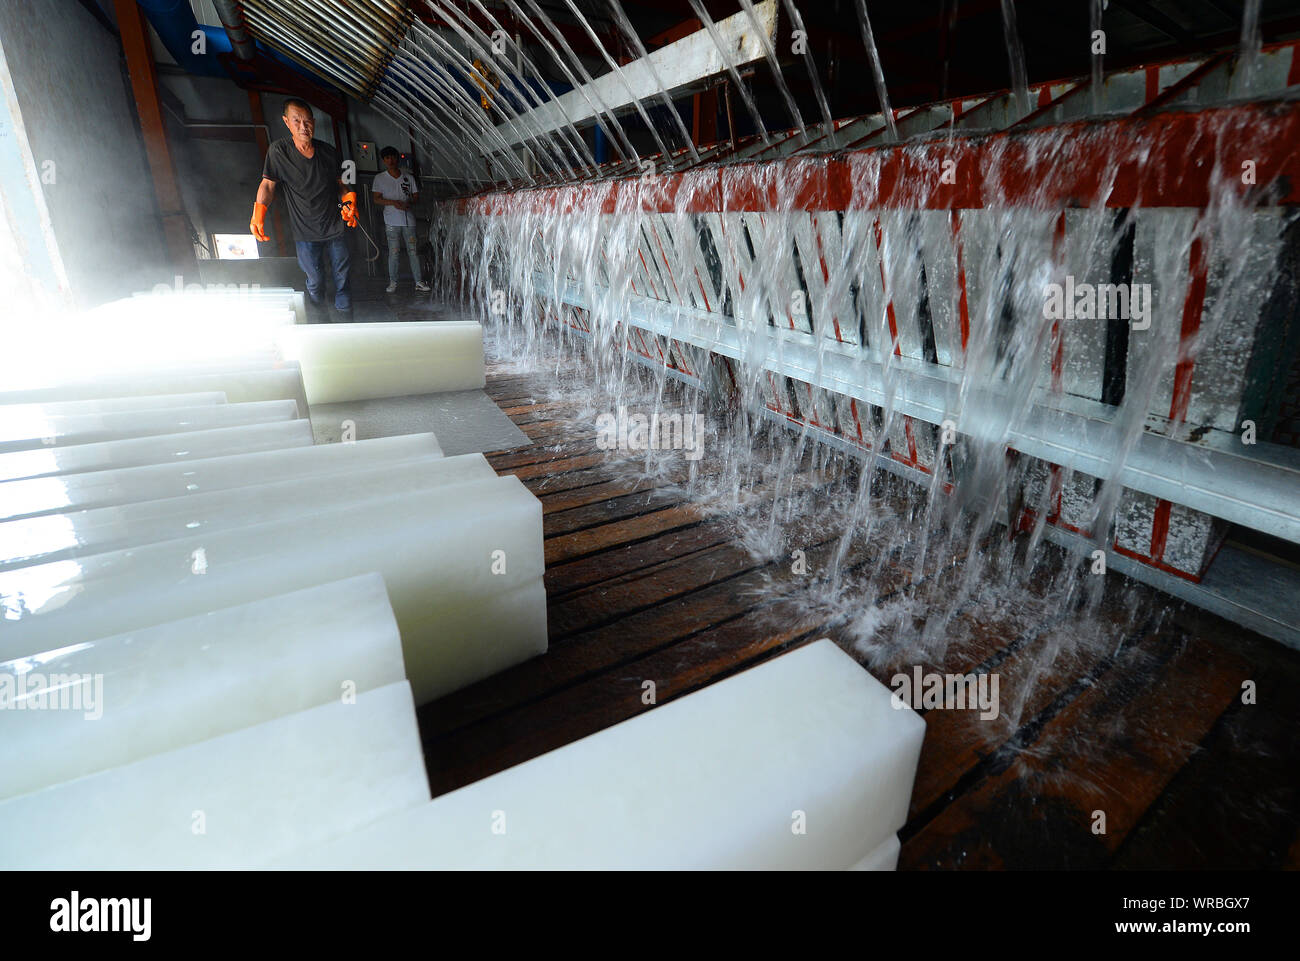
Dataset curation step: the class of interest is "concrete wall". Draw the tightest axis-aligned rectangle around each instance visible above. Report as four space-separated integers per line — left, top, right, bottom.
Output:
158 73 266 252
0 0 169 306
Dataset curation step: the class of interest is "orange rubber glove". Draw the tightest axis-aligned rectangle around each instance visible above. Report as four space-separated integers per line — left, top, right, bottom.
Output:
250 202 269 242
340 191 358 228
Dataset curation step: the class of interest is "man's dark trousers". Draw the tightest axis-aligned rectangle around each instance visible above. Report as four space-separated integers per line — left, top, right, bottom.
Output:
296 237 352 315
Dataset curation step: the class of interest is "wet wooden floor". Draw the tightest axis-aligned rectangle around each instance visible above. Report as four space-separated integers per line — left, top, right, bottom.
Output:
413 362 1300 870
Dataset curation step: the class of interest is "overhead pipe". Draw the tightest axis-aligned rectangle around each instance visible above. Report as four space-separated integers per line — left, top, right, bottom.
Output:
132 0 345 94
133 0 231 77
239 3 373 98
239 0 412 99
211 0 256 61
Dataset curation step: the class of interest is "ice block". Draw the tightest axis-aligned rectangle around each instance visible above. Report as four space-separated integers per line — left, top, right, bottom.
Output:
0 420 313 483
0 400 299 454
0 366 309 415
0 392 227 418
275 321 485 404
0 681 430 869
272 640 926 870
847 834 901 871
0 432 443 522
3 306 297 385
0 573 406 800
0 478 547 704
0 453 498 570
130 286 305 324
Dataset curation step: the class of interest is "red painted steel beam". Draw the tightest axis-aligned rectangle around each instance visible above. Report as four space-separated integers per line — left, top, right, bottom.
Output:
113 0 197 275
458 101 1300 215
648 17 701 48
653 17 720 148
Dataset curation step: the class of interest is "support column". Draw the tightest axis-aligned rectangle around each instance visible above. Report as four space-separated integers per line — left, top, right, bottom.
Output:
693 87 718 146
113 0 197 276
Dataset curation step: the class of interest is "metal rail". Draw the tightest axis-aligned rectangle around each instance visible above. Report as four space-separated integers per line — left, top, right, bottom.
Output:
540 274 1300 545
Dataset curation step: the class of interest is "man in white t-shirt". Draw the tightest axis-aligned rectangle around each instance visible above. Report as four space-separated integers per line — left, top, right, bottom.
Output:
372 146 430 294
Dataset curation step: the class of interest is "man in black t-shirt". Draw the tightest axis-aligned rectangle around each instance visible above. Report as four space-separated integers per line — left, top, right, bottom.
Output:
250 98 358 321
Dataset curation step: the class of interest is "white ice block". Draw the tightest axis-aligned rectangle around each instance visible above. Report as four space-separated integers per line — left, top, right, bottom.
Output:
0 432 443 522
0 681 430 869
0 400 299 454
0 366 309 415
0 453 498 570
2 305 297 388
0 573 406 800
0 420 313 483
273 640 926 870
0 478 547 704
847 834 901 871
275 321 485 404
402 576 547 703
0 392 227 418
131 286 305 324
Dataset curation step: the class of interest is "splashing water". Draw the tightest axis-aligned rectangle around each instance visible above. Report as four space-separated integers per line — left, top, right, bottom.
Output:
419 2 1296 808
437 118 1281 651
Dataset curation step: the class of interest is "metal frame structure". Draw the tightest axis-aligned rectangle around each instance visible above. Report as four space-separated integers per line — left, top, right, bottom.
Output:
442 39 1300 647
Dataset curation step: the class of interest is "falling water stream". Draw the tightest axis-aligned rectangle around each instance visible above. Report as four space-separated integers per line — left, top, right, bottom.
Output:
407 1 1294 814
686 0 772 146
999 0 1032 121
1237 0 1264 96
1090 0 1105 115
738 0 807 141
853 0 899 141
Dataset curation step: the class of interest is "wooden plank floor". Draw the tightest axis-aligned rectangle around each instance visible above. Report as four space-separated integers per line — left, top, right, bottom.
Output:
414 361 1300 870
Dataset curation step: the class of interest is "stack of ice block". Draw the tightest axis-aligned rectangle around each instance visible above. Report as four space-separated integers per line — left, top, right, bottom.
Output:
0 431 442 522
0 288 561 868
0 574 407 802
0 629 922 869
270 639 926 871
0 291 545 703
128 285 308 324
0 399 300 454
0 420 315 483
0 467 546 704
0 290 924 871
0 678 432 869
0 365 311 415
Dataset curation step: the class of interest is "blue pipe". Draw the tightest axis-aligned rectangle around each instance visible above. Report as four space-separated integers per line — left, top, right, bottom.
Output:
132 0 337 89
134 0 230 77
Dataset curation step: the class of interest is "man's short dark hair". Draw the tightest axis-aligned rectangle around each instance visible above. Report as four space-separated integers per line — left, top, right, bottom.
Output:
380 146 400 160
282 97 313 117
